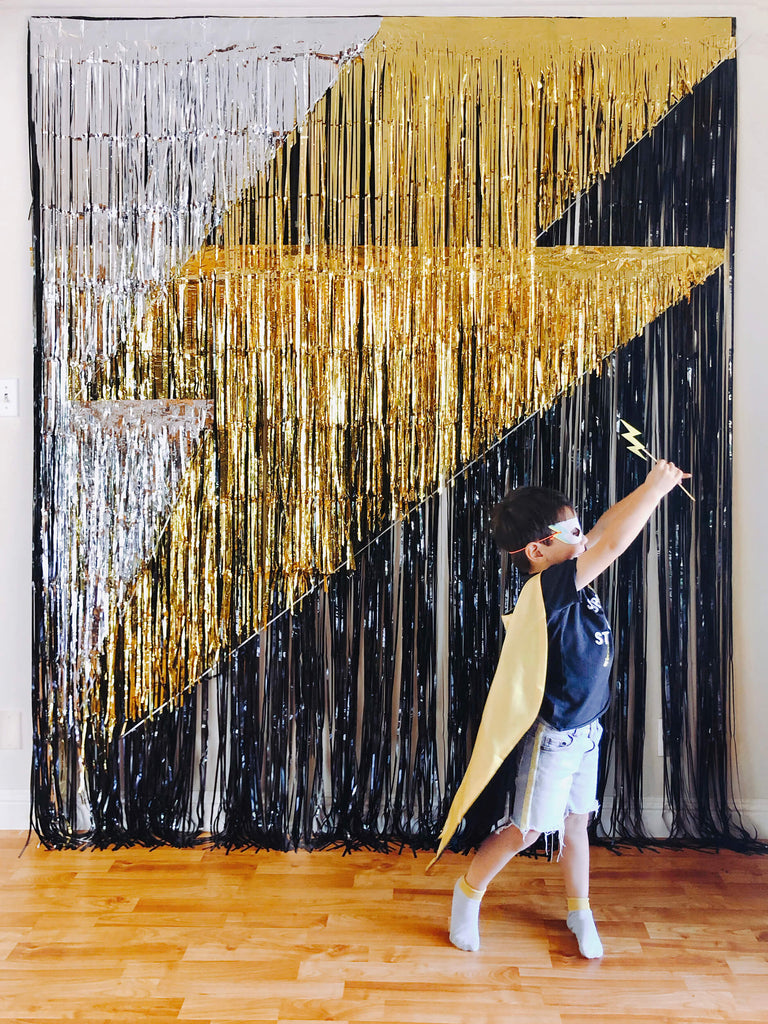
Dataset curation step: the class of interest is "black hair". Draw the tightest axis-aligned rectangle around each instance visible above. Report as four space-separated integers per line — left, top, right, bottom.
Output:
491 485 574 572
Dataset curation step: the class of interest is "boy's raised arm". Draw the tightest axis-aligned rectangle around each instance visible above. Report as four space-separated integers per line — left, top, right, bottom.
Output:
575 460 690 590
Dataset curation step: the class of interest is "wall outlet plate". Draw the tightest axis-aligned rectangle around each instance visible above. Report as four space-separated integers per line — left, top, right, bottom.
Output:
0 379 19 418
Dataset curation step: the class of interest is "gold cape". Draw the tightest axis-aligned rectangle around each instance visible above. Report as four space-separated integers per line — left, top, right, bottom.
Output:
426 574 548 871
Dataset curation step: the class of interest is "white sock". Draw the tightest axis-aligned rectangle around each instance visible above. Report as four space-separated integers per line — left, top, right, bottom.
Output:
449 875 484 951
567 908 603 959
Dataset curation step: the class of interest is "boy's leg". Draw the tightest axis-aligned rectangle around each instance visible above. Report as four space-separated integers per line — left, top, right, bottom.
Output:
556 719 604 959
560 813 603 959
450 824 540 951
467 822 540 891
560 810 591 899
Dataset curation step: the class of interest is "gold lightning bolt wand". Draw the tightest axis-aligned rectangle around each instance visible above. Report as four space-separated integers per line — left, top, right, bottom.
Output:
618 419 696 502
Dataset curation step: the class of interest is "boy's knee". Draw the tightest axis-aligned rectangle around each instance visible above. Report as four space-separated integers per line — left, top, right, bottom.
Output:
517 825 541 850
496 823 540 852
564 812 589 834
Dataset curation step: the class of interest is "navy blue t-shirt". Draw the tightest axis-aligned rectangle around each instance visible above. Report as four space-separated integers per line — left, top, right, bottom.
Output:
531 560 613 730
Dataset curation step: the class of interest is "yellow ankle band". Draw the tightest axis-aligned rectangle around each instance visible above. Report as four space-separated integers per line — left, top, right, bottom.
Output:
567 897 591 912
459 875 485 901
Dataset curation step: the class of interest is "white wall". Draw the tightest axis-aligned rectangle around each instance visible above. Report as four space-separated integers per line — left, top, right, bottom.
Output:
2 0 766 836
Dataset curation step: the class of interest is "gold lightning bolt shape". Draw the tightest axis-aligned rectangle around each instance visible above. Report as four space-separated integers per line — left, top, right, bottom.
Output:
619 419 651 461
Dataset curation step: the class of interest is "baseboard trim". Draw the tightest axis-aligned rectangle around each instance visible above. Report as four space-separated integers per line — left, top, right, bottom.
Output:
0 791 30 831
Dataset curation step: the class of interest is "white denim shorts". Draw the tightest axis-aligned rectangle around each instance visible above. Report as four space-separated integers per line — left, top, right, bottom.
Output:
509 717 603 840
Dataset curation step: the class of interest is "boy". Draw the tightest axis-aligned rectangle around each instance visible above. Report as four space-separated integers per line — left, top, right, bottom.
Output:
447 459 690 958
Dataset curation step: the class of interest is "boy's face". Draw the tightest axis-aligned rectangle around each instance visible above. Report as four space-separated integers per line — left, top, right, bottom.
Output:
524 506 587 571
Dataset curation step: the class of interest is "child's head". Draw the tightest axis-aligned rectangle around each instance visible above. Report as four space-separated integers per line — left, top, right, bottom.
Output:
491 485 575 572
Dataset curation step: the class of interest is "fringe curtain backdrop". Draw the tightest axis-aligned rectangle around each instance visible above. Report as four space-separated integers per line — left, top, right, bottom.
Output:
28 16 753 849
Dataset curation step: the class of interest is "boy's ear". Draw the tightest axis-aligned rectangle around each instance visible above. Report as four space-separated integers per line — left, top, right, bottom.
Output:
525 540 544 563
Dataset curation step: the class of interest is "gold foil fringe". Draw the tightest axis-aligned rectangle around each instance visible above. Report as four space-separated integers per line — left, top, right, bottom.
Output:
110 243 723 723
222 18 735 250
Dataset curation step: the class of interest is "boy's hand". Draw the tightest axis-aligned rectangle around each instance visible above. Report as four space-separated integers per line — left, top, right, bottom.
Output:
576 458 692 589
645 459 691 497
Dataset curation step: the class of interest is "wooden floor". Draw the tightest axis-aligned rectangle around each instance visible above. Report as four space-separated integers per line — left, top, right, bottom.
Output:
1 832 767 1023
